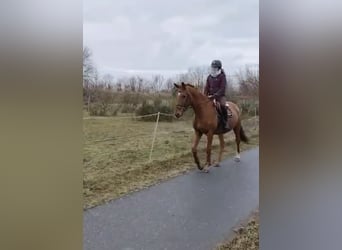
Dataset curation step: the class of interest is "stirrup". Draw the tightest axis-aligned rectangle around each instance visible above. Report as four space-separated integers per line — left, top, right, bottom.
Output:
224 122 230 129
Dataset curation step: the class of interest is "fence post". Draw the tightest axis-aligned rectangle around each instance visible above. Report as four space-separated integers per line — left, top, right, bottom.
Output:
149 112 160 162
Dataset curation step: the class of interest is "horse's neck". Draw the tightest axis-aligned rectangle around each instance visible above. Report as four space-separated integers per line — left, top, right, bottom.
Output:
187 87 212 116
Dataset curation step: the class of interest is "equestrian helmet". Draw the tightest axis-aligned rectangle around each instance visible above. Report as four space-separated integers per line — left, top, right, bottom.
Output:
211 60 222 69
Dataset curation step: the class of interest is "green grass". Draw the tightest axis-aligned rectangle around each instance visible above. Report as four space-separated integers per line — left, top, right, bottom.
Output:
83 115 259 209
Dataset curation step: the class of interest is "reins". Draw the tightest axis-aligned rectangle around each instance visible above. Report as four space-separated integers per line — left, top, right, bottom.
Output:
177 94 212 111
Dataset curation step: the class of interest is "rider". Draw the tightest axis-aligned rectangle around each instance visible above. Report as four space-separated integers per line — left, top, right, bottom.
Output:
204 60 231 129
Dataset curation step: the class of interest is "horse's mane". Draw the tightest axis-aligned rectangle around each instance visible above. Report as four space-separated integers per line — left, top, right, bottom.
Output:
184 83 207 99
185 83 195 88
179 82 203 97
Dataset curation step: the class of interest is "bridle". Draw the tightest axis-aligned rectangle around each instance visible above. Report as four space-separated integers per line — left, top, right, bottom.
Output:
176 92 191 112
176 92 212 112
176 104 189 112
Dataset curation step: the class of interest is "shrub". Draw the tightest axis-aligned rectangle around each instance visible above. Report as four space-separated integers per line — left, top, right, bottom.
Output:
121 104 136 113
154 98 162 107
240 102 252 115
248 105 259 116
88 103 121 116
158 105 173 122
135 103 174 122
135 103 156 121
238 102 259 118
108 104 121 116
89 103 106 116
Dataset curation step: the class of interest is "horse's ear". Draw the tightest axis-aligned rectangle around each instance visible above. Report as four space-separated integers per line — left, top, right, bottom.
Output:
181 82 186 90
174 83 180 89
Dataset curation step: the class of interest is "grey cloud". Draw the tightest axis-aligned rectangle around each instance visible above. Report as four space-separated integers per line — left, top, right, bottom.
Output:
84 0 258 77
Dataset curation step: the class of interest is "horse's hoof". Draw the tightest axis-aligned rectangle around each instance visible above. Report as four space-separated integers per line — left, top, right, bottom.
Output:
202 164 211 173
202 168 210 173
212 161 219 167
234 157 240 162
214 163 221 167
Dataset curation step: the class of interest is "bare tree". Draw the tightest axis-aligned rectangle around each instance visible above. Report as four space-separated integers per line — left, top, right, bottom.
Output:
143 80 152 93
137 76 144 93
124 83 130 92
128 76 137 92
165 78 174 91
151 74 164 92
91 68 99 87
116 82 122 92
83 46 97 110
102 74 114 86
83 46 95 82
225 75 236 100
177 73 191 83
116 77 127 92
236 65 259 98
188 66 208 90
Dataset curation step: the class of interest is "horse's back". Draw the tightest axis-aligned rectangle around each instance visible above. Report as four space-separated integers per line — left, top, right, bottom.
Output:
227 101 240 115
225 101 241 129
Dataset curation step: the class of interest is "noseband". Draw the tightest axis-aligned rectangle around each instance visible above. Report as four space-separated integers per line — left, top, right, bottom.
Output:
176 104 189 112
176 91 191 112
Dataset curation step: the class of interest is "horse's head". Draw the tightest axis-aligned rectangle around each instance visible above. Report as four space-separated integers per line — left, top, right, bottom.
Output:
174 82 191 118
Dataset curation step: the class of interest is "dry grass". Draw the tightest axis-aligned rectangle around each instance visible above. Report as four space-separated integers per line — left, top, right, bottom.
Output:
216 211 259 250
83 115 259 209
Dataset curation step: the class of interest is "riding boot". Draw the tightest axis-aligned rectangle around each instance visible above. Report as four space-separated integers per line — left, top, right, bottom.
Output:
221 106 230 129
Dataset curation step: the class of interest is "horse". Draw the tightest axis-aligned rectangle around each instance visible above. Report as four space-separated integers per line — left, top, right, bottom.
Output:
174 82 248 172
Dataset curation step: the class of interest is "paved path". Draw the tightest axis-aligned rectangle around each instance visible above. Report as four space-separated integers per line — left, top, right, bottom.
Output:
84 147 259 250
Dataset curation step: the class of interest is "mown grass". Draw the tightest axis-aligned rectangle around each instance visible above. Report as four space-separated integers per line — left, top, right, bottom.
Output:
216 210 259 250
83 115 259 209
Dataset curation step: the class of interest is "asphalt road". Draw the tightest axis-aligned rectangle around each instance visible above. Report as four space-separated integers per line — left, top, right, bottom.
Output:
84 147 259 250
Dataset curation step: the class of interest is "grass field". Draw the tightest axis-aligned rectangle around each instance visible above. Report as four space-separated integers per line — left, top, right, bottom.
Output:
216 210 259 250
83 114 259 209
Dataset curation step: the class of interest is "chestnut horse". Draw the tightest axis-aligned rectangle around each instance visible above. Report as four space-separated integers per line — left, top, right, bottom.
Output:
174 82 248 172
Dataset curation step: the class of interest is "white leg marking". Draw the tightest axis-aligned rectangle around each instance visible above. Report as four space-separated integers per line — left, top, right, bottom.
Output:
234 153 240 162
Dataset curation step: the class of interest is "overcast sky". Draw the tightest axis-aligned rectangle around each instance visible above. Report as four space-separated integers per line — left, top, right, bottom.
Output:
83 0 259 79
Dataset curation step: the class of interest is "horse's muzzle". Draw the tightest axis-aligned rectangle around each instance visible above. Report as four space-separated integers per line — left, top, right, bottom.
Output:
174 106 185 118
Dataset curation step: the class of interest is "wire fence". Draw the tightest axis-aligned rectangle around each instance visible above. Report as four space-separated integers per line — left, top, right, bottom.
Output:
83 113 163 120
84 112 177 162
84 109 259 163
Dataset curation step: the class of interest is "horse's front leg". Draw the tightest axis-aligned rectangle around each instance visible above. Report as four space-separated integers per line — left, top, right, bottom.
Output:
213 134 225 167
192 130 202 170
203 131 214 172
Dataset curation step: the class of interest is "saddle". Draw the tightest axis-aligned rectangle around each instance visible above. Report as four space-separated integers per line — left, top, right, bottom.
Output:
213 100 233 118
213 100 233 130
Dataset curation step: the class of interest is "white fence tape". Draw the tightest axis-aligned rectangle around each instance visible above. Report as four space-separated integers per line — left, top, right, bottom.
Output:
84 112 177 148
83 112 174 120
84 111 258 162
89 133 153 143
84 111 210 160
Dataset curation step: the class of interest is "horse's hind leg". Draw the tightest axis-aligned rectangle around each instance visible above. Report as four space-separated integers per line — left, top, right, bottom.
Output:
233 125 241 162
192 130 202 170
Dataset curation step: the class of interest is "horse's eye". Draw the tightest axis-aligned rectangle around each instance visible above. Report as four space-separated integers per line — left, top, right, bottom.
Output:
182 95 185 98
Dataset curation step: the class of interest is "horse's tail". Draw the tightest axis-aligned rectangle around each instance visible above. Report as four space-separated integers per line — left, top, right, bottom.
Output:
240 125 249 143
